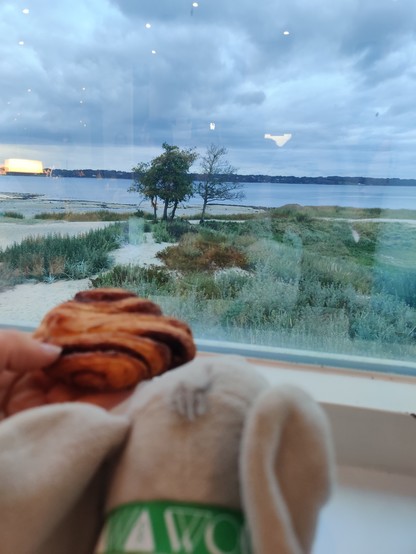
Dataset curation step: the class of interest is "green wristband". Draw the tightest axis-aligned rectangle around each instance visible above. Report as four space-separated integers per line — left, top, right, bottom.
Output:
95 500 252 554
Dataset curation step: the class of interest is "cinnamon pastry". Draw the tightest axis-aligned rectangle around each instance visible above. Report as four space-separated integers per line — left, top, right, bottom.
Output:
33 288 196 391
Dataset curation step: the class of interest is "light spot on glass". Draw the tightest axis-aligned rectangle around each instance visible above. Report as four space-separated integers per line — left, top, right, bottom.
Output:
264 133 292 147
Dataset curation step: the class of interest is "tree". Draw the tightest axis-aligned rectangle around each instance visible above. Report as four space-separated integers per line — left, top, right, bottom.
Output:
195 144 243 223
130 143 198 220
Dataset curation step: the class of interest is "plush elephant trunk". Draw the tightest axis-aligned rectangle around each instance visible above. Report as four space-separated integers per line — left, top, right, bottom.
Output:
240 386 334 554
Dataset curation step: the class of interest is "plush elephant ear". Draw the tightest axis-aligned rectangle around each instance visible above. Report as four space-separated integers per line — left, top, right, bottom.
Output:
239 385 335 554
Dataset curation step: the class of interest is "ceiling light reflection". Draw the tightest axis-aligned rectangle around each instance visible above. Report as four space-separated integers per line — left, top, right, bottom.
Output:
22 8 30 15
283 31 290 36
145 23 151 29
264 133 292 147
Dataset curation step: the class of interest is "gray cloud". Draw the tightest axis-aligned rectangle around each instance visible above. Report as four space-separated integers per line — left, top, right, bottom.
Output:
0 0 415 177
235 91 266 106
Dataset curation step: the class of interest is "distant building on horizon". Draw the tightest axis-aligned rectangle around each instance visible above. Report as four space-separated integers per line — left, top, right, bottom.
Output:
0 158 44 175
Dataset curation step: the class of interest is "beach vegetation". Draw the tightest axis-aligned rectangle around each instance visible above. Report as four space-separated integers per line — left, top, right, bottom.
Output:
93 207 416 360
0 223 125 282
2 203 415 360
92 264 174 296
33 210 138 221
151 219 198 243
1 211 25 219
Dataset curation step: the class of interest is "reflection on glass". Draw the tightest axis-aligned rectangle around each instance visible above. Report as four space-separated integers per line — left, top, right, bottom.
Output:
264 133 292 147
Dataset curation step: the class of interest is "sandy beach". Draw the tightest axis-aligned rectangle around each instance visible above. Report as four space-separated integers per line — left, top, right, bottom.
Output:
0 197 264 328
0 193 265 219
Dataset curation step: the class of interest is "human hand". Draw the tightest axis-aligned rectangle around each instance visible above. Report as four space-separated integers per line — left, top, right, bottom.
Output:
0 330 131 418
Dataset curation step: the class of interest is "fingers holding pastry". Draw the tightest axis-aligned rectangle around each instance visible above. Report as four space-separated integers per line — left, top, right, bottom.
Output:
0 330 62 374
0 330 62 418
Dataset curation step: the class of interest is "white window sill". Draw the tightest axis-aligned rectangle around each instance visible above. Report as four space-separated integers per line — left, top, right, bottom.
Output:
315 466 416 554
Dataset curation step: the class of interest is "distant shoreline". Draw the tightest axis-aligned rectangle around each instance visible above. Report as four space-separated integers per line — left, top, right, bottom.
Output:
2 171 416 186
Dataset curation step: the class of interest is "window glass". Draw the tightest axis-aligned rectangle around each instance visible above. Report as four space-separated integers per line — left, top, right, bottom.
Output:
1 0 415 371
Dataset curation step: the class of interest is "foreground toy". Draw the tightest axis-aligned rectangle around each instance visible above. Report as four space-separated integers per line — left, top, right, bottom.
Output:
0 355 334 554
97 356 335 554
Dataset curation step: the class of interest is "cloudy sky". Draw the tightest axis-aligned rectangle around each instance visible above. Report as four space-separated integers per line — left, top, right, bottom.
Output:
1 0 416 177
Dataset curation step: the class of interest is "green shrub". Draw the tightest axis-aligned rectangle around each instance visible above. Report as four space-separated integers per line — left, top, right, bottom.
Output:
348 293 415 344
244 239 301 284
0 224 123 281
1 211 24 219
214 268 251 298
92 264 173 296
33 210 133 221
133 209 154 220
202 220 243 235
152 222 173 243
373 266 416 308
152 220 197 243
176 273 223 300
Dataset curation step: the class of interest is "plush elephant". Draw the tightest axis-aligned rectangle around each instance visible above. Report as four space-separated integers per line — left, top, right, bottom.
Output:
97 355 335 554
0 355 334 554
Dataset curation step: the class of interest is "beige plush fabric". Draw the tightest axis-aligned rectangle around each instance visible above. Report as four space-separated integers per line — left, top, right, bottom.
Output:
106 356 269 511
241 386 335 554
106 356 335 554
0 403 129 554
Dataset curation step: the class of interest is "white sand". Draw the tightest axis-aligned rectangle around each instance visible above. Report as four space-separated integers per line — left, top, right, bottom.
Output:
0 280 92 328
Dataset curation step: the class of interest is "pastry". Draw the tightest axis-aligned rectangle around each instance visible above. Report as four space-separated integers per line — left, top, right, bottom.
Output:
33 288 196 391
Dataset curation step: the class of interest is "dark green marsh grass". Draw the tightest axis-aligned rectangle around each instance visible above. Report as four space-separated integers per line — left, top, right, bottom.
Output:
0 223 125 285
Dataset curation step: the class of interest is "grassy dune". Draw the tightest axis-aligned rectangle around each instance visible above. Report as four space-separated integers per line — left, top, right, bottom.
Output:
1 206 415 361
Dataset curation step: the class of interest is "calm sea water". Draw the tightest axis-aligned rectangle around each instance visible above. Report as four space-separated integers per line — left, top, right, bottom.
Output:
1 175 416 210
